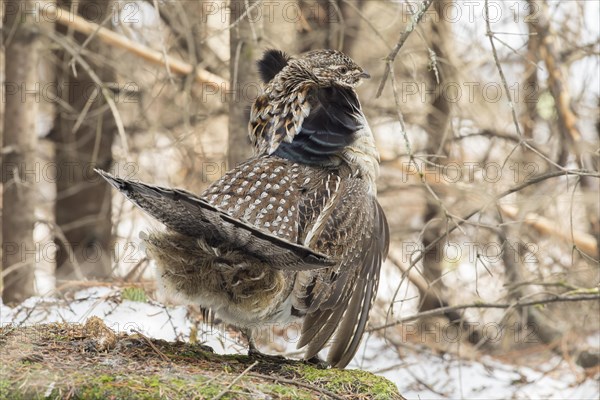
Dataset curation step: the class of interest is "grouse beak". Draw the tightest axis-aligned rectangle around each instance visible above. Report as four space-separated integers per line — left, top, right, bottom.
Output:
359 71 371 79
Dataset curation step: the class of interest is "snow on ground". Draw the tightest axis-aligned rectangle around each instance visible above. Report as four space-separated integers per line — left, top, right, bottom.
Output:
353 336 599 400
1 287 597 399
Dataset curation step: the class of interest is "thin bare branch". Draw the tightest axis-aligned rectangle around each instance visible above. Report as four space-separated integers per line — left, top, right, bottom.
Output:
212 361 258 400
42 6 228 91
484 0 524 139
372 292 600 331
376 0 434 98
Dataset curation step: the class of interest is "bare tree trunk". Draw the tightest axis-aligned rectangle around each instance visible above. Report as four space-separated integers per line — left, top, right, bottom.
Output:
419 0 453 313
298 0 363 53
528 0 598 251
262 1 299 54
298 0 333 52
2 0 41 303
227 0 263 168
413 0 486 344
51 0 115 280
522 16 539 140
336 0 365 54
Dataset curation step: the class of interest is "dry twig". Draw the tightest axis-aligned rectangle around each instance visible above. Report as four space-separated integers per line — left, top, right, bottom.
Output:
131 330 171 363
42 6 228 92
376 0 434 98
211 361 258 400
527 0 582 144
372 292 600 331
247 372 346 400
500 204 598 257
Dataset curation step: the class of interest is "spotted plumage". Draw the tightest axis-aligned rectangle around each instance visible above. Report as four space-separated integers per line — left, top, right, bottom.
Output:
97 49 388 369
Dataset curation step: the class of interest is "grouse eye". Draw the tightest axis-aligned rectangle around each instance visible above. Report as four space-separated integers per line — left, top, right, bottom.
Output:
338 66 348 74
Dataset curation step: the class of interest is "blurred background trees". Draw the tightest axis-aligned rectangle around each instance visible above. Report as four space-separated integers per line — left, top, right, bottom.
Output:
1 0 598 376
51 0 116 280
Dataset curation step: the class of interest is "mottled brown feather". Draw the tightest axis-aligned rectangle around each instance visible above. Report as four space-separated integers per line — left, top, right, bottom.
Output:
97 49 387 369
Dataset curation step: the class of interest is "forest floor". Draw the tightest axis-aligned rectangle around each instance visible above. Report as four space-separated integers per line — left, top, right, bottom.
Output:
1 286 598 399
0 318 402 399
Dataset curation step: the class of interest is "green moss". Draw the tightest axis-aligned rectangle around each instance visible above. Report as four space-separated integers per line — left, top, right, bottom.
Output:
0 379 10 392
194 383 223 399
0 379 16 400
121 287 148 302
77 382 149 400
97 375 114 383
290 364 402 400
0 323 403 399
262 383 313 399
169 378 187 388
143 376 161 388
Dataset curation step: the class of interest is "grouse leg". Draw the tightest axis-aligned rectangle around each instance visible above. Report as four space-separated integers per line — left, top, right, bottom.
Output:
243 328 287 362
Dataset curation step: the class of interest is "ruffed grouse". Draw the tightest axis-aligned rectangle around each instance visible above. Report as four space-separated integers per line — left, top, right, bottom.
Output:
97 49 389 368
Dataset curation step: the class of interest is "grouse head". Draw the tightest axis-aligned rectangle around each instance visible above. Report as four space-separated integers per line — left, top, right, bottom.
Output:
300 49 370 88
251 49 379 187
257 49 370 89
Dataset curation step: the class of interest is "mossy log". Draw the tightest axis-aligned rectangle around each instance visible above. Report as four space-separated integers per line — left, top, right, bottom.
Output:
0 318 404 399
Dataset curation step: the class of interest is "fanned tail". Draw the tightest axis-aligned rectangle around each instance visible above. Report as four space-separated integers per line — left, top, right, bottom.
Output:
96 169 334 271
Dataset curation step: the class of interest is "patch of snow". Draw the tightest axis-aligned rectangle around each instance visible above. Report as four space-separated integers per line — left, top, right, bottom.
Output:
588 332 600 348
353 335 599 400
